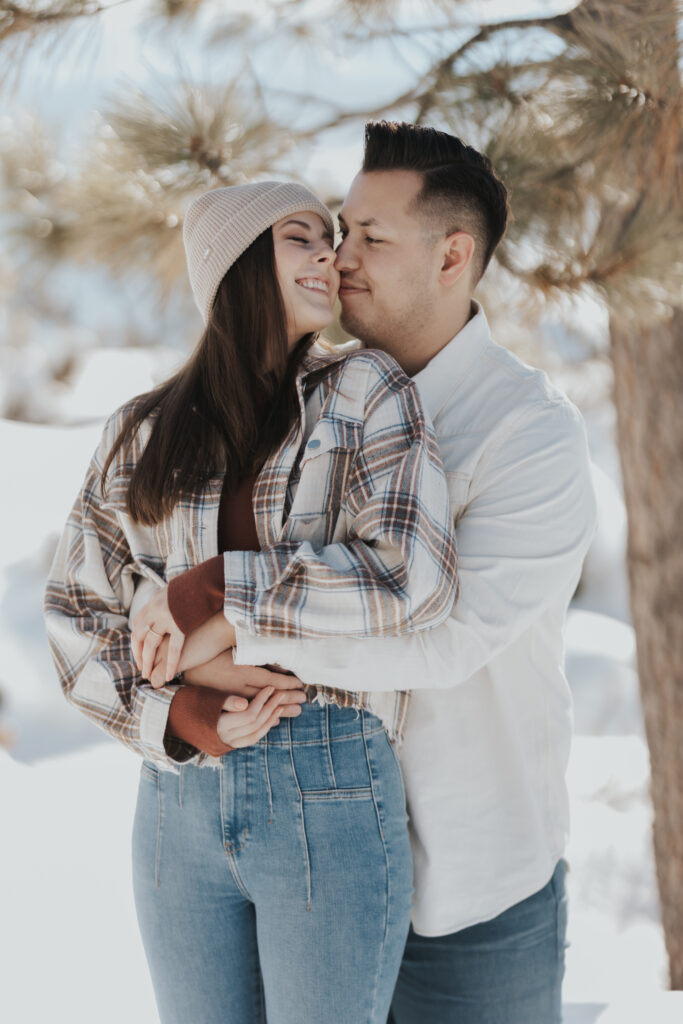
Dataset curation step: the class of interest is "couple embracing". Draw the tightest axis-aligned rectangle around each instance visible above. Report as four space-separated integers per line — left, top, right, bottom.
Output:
45 120 596 1024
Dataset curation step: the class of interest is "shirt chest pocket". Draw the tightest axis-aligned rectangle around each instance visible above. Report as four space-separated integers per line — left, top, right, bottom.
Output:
446 473 470 526
284 418 362 547
438 433 482 526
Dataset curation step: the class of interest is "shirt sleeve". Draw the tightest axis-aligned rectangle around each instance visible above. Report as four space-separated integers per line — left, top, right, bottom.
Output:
233 399 597 689
222 355 458 639
43 424 204 770
168 556 224 634
165 685 232 757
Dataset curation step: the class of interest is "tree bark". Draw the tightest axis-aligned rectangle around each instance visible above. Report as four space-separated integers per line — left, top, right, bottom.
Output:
610 308 683 987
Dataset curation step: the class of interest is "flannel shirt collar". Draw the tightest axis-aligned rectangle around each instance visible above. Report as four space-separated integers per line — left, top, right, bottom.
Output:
412 301 492 421
299 341 349 379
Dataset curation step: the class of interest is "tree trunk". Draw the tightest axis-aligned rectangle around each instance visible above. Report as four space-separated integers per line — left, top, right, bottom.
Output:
610 307 683 987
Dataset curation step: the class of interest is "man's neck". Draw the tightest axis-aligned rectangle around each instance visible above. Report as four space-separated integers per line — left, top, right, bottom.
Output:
398 302 476 377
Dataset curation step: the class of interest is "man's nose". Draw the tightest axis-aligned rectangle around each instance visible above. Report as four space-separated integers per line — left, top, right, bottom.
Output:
334 237 357 271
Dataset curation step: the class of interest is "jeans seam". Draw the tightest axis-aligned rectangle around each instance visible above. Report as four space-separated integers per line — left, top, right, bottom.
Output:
287 716 312 912
302 788 373 801
361 714 390 1023
263 727 385 748
325 704 337 787
223 849 252 901
264 737 274 825
154 769 162 890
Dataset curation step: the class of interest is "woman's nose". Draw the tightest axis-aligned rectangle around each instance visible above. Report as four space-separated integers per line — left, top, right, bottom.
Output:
314 243 335 263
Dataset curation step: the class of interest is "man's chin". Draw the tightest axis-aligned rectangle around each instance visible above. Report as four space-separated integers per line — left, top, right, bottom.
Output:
339 309 368 341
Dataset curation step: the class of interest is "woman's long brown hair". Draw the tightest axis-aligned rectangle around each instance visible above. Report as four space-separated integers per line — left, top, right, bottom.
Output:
102 227 317 526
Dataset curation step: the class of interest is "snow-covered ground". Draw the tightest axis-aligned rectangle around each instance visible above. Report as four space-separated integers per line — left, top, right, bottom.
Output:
1 351 681 1023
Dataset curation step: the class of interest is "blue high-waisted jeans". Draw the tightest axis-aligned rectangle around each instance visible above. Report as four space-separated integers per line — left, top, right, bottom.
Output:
132 703 413 1024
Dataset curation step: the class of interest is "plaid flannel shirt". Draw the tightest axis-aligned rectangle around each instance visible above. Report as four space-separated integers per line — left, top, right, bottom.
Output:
44 344 457 769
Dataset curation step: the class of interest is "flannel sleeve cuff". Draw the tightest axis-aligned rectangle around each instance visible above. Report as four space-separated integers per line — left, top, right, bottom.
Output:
166 685 232 758
136 683 195 767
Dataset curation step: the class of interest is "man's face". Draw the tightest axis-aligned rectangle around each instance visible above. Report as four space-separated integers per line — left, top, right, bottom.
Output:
336 170 440 354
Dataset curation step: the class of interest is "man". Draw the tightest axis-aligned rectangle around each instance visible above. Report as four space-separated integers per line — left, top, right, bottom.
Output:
230 121 597 1022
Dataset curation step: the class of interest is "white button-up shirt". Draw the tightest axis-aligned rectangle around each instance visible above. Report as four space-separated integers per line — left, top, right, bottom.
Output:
235 304 597 936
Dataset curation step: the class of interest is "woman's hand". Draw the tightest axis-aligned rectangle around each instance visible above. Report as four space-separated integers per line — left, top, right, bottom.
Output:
177 613 236 673
131 585 185 682
149 640 303 697
183 649 303 696
148 616 239 689
218 686 306 749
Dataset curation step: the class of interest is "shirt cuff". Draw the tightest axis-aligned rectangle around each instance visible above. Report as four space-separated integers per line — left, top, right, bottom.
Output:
165 684 232 758
137 683 183 763
233 627 298 669
167 556 225 634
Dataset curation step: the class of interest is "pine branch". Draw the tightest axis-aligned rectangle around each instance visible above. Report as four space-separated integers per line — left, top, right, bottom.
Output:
2 76 305 291
101 74 294 183
158 0 204 16
0 0 131 43
413 9 577 121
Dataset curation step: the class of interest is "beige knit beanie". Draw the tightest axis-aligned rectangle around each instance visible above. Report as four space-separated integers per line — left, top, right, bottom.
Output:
183 181 335 324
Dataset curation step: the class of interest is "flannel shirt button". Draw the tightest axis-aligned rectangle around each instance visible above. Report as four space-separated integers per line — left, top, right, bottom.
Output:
308 439 321 449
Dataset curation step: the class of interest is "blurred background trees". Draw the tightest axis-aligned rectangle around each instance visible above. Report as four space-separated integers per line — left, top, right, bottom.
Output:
1 0 682 986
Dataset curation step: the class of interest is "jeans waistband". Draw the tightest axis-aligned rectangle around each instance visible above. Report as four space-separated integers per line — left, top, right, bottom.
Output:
260 701 384 747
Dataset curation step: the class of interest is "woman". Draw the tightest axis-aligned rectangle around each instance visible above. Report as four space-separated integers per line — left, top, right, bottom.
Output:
44 181 457 1024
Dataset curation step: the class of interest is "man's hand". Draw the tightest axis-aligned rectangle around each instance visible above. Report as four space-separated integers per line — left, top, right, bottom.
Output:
217 685 306 749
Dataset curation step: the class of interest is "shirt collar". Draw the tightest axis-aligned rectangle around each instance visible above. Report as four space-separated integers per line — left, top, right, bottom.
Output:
412 302 492 421
300 341 349 379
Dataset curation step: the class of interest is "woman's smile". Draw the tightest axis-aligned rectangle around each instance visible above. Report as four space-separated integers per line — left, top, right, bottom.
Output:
296 276 331 293
273 211 339 345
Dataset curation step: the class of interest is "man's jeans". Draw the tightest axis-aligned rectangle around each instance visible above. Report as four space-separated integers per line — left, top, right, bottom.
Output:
132 703 413 1024
388 859 567 1024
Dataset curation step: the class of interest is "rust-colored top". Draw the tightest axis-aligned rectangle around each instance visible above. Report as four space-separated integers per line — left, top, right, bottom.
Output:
165 474 259 756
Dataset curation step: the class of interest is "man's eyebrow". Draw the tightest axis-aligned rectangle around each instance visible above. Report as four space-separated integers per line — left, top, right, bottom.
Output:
337 214 383 229
281 218 333 242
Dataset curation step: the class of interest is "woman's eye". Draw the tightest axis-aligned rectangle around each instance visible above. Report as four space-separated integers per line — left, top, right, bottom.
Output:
290 236 309 244
365 236 382 244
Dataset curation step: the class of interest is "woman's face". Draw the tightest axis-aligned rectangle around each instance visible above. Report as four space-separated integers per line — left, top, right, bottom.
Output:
272 212 339 348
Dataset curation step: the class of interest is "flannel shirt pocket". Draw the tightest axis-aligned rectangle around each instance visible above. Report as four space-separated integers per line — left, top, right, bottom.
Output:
288 419 361 517
284 418 361 548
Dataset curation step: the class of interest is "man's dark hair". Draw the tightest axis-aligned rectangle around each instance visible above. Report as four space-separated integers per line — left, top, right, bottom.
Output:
362 120 509 282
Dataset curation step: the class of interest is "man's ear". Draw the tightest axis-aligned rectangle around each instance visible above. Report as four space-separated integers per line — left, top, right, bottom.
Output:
439 231 475 286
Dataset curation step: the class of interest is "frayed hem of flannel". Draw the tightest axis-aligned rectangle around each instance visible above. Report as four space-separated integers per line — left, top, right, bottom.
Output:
303 684 403 745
